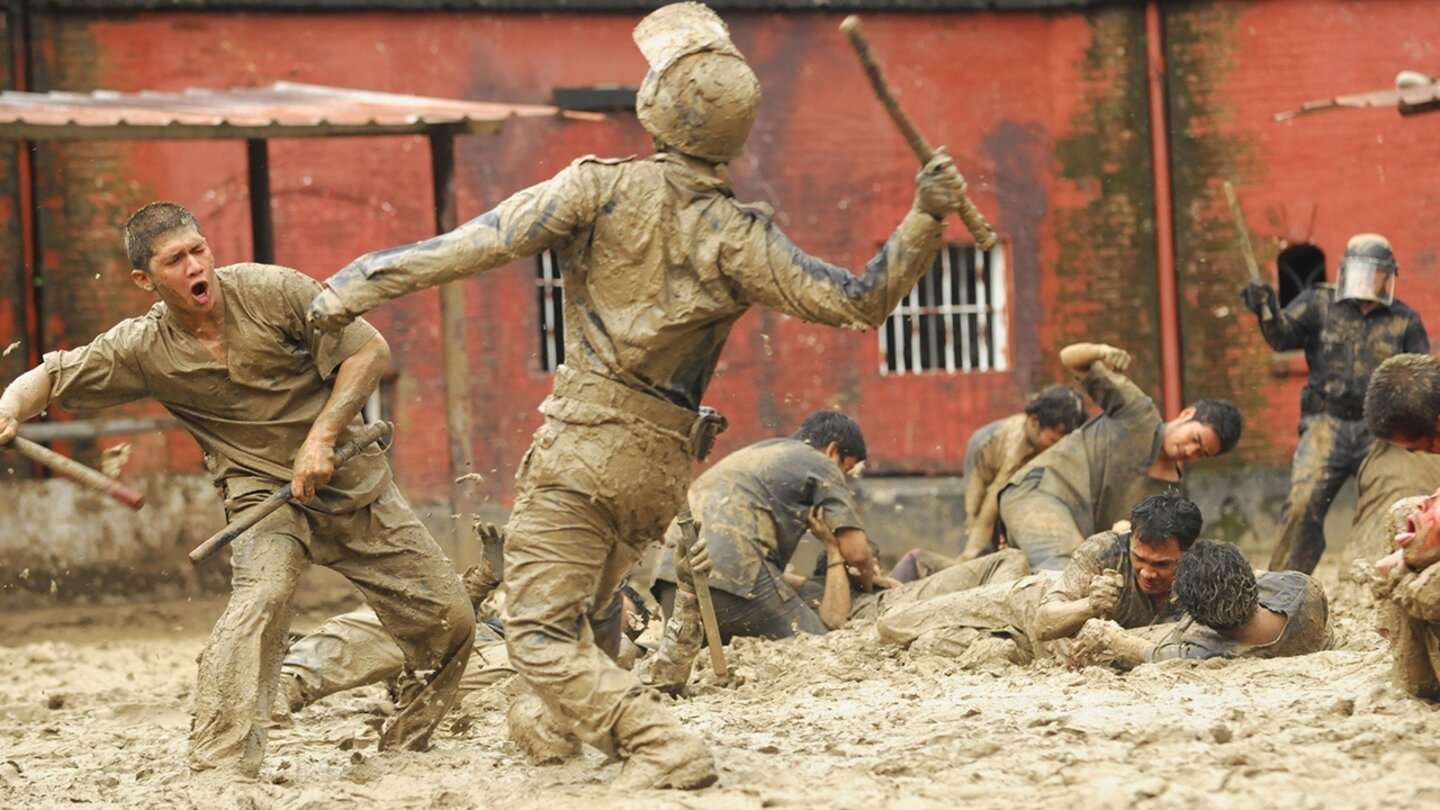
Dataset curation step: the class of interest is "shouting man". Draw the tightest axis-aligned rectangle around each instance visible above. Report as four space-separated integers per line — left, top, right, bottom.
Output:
0 203 473 777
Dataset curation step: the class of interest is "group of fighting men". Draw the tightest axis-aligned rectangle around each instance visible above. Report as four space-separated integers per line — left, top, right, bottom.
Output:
2 0 1439 793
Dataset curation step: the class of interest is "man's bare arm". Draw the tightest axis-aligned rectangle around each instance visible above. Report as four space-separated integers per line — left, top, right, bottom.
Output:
291 334 390 501
0 365 54 445
809 508 853 631
1058 343 1132 377
1033 570 1123 641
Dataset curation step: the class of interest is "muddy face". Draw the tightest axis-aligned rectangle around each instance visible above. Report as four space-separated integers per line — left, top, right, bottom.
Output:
134 226 218 317
1129 534 1183 597
1162 416 1221 463
1397 490 1440 570
1034 425 1068 452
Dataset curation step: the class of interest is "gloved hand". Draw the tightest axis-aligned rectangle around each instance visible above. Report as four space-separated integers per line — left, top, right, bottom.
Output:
912 148 969 220
1239 281 1277 318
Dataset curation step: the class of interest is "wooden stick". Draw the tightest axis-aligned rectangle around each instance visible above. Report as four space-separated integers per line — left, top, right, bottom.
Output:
676 504 728 678
10 436 145 510
840 15 998 250
1224 180 1273 322
188 421 392 564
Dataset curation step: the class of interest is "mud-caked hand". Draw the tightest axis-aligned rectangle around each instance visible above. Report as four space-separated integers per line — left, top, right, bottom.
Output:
290 436 336 502
674 534 711 585
807 505 841 553
1085 569 1125 617
309 287 356 334
1239 282 1277 318
913 148 969 219
0 410 17 446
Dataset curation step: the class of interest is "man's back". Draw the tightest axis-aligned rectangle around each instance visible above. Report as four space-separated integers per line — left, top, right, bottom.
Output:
656 437 862 598
1147 570 1331 661
1008 364 1164 537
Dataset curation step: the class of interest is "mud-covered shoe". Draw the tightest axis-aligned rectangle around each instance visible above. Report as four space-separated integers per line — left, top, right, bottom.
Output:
506 691 582 764
610 693 717 791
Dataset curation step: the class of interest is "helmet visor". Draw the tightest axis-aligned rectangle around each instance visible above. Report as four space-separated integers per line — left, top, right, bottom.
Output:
1336 258 1395 305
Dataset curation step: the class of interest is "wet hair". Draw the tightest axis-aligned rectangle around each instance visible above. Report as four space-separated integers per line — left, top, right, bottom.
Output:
1173 539 1258 631
1129 493 1203 551
1024 384 1085 432
1186 399 1243 454
1366 354 1440 442
123 201 201 271
794 410 866 461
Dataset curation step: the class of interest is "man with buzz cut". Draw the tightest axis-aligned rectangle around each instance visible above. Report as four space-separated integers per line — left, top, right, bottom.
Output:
306 1 971 790
0 202 474 778
996 342 1243 571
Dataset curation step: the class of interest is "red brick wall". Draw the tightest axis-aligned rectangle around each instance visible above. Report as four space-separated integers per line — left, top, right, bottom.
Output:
5 1 1438 506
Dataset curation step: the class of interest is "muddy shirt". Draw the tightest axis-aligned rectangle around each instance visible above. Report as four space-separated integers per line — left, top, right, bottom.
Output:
323 153 945 411
1008 364 1171 539
655 438 864 599
1352 440 1440 562
1146 571 1332 661
1259 287 1428 419
43 264 388 513
964 414 1044 551
1042 530 1185 630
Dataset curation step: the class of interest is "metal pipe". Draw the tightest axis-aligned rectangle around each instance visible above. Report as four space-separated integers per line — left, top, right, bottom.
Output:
1146 0 1182 418
9 0 39 370
246 139 274 264
18 416 181 442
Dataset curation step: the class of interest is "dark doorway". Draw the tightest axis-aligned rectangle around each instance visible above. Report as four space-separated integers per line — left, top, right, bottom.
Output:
1277 243 1327 307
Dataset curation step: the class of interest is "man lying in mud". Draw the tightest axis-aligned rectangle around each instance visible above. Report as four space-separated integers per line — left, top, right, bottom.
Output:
889 384 1087 583
1068 539 1332 669
877 494 1203 666
997 342 1243 570
0 202 473 778
1371 488 1440 699
305 1 971 790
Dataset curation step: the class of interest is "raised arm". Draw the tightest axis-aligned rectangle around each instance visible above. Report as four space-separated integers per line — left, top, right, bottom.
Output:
807 506 854 631
725 152 965 331
290 334 390 501
1059 343 1132 377
0 364 54 444
1256 288 1317 351
311 166 598 332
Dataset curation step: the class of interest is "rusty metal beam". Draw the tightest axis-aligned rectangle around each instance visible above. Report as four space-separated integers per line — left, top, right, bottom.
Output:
246 139 274 264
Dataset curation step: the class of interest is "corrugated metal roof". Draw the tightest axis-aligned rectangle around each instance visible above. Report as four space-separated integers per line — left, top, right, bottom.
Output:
36 0 1130 11
0 81 599 141
1275 72 1440 121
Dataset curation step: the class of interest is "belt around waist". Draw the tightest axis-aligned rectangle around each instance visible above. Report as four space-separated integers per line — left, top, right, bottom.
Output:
550 364 699 436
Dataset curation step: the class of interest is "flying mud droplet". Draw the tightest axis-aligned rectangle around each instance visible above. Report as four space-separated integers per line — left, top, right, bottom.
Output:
2 341 20 358
101 443 133 479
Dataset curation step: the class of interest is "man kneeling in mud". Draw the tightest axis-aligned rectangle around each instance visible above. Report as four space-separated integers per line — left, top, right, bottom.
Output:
876 493 1202 665
1069 539 1332 669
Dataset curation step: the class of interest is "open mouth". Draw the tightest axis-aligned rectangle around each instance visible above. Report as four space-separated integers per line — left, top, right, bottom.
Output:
1396 517 1418 547
190 280 210 304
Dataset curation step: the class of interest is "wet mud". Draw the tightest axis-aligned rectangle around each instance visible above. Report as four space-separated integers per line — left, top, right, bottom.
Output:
5 558 1440 809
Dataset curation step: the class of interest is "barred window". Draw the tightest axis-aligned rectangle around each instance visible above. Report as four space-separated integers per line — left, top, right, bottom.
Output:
536 250 565 372
880 243 1008 375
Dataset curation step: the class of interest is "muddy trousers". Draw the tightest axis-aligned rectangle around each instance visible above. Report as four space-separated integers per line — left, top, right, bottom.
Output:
1268 414 1374 574
997 482 1085 571
655 562 829 640
502 398 690 750
189 483 474 776
281 610 513 708
862 548 1032 621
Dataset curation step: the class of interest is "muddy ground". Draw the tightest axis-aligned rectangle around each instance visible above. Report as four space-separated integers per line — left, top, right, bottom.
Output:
4 566 1440 810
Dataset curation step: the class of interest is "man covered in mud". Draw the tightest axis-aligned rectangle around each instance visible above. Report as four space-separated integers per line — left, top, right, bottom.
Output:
1069 539 1332 669
649 411 873 641
889 384 1086 582
1241 234 1428 574
996 342 1242 570
305 2 971 790
1371 488 1440 699
0 203 473 778
877 494 1203 665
